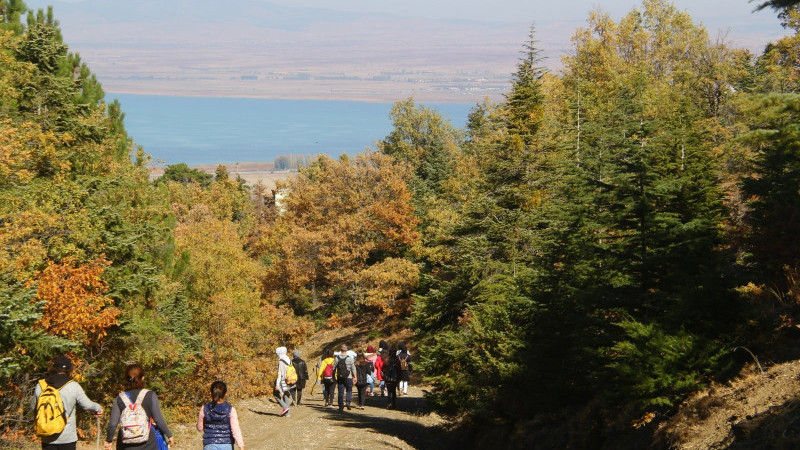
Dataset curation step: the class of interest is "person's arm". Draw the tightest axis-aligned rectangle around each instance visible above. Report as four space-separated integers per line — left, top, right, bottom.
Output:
30 381 42 410
196 405 205 432
147 393 173 439
106 396 122 443
276 360 284 389
229 406 245 449
74 383 103 414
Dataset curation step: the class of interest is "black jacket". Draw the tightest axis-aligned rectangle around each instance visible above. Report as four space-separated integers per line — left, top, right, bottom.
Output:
292 357 309 381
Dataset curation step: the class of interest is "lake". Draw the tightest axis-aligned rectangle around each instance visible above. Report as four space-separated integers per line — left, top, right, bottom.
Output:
110 94 476 165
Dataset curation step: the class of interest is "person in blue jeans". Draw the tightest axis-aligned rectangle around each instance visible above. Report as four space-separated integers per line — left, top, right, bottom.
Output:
335 345 356 411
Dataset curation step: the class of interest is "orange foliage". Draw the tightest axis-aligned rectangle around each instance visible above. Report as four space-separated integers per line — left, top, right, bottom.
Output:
34 257 119 344
262 152 421 311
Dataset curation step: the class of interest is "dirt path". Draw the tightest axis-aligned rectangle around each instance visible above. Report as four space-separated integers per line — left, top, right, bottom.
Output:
67 322 447 450
162 382 447 450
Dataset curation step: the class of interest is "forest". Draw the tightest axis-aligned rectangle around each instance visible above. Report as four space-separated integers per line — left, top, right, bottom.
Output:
2 0 800 446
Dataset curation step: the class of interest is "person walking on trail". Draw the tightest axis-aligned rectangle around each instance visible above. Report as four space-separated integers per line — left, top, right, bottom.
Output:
197 381 245 450
32 355 103 450
274 346 294 417
373 345 385 397
381 347 401 409
335 345 356 411
365 345 378 396
353 351 373 410
397 343 412 396
105 364 174 450
290 350 309 406
318 348 336 407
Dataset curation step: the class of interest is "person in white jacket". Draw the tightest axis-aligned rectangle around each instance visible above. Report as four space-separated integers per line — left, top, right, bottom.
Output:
274 347 294 417
32 355 103 450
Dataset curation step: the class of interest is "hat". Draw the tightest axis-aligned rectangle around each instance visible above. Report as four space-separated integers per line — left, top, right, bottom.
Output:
52 355 73 372
366 345 375 353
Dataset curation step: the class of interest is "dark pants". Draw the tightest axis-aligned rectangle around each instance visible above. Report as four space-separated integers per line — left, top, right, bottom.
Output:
291 379 306 405
337 377 353 409
356 384 367 407
323 379 336 405
43 443 77 450
386 382 397 408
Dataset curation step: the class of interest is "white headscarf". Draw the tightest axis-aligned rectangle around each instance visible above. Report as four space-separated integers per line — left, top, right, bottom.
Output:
276 346 291 364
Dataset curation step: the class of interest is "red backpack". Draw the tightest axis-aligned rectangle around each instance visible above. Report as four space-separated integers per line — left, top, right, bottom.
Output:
322 361 334 380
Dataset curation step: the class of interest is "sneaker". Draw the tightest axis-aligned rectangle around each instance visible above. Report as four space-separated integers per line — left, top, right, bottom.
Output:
280 407 289 416
347 403 351 411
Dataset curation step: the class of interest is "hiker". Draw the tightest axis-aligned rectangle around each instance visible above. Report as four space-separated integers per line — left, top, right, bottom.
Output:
353 351 373 409
32 355 103 450
105 364 174 450
381 347 401 409
365 345 378 396
335 344 356 411
290 350 309 406
274 346 294 417
197 381 245 450
318 348 336 407
397 343 412 396
373 345 385 397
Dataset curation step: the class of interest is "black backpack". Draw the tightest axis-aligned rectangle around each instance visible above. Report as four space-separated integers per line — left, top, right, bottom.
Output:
355 363 371 386
334 356 350 382
382 359 398 383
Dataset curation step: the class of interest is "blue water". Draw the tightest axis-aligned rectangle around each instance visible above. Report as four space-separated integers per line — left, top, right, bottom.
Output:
109 94 475 165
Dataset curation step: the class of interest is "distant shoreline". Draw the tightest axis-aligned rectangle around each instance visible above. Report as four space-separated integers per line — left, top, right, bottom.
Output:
148 161 297 190
106 89 491 105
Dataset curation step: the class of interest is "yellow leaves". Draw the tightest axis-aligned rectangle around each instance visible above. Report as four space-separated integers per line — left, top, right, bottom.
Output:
632 411 656 429
0 119 69 185
33 257 119 345
355 258 419 312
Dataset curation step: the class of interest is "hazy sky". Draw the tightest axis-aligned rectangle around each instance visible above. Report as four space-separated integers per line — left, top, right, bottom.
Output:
29 0 783 28
257 0 776 23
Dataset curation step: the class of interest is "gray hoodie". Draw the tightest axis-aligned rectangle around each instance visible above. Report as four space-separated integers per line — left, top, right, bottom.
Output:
32 375 102 445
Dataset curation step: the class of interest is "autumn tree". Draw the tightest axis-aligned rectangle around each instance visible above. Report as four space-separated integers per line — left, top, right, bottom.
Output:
261 151 420 314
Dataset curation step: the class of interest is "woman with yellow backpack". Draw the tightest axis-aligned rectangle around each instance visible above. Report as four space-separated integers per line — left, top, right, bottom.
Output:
274 347 295 417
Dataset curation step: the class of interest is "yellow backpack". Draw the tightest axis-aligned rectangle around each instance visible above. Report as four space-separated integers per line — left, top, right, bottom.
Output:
35 379 72 437
283 360 298 385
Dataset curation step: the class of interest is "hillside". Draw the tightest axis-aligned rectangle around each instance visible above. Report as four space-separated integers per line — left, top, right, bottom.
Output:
655 359 800 449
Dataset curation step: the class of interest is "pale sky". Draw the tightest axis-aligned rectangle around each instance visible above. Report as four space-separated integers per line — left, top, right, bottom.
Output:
258 0 774 23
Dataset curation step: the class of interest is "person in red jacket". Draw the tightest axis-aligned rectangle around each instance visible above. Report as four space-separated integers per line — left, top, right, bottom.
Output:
373 346 385 397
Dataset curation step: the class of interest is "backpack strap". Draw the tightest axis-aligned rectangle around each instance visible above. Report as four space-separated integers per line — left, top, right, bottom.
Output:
39 379 73 391
120 389 149 410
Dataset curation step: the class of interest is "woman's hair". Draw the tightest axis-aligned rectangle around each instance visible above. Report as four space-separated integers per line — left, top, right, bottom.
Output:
125 364 145 389
355 351 366 365
323 348 334 359
210 380 227 403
